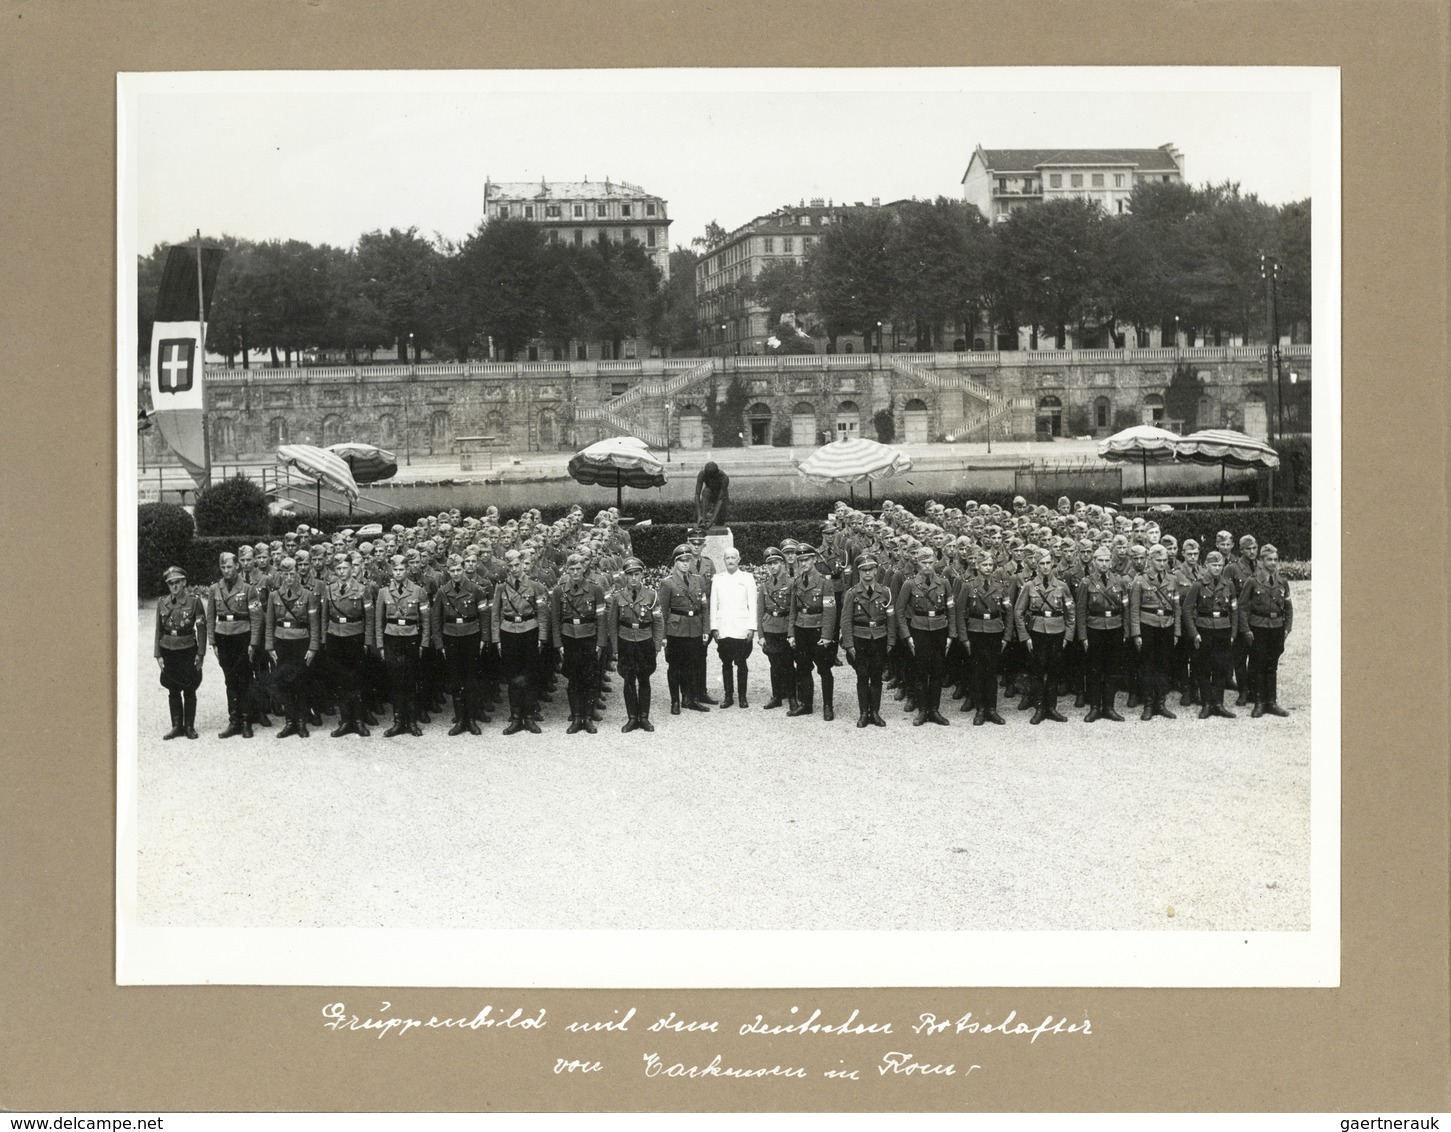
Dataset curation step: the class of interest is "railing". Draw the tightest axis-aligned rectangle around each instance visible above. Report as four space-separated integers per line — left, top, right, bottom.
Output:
890 356 993 404
658 358 715 399
958 400 1012 437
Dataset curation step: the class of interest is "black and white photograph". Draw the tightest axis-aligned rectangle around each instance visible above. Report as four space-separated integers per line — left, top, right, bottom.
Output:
116 67 1340 987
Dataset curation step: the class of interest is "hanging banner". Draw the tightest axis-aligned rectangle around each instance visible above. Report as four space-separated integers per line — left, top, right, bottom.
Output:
147 243 223 488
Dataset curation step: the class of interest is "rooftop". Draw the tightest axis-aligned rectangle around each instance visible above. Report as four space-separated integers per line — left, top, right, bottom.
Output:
483 177 663 202
968 146 1183 177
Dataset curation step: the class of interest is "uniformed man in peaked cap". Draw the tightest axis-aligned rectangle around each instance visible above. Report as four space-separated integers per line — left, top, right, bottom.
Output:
787 544 838 719
553 552 608 734
207 551 262 739
154 566 206 740
658 544 710 714
840 552 895 727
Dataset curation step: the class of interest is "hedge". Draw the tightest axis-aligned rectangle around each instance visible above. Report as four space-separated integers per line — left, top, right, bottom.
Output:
194 474 271 537
1147 508 1310 562
138 502 195 598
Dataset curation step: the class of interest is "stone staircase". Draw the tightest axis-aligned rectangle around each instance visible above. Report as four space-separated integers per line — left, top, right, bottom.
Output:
958 399 1012 438
889 355 994 404
575 357 715 448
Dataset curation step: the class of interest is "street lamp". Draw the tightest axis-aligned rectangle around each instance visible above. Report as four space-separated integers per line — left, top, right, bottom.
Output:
664 399 674 463
1173 315 1181 359
876 320 883 363
720 323 727 362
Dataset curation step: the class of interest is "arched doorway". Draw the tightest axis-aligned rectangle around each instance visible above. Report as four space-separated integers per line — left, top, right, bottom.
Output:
1242 394 1267 439
1140 394 1165 427
903 398 929 444
486 410 506 445
538 408 557 449
377 414 397 447
321 414 343 448
746 402 773 447
429 410 452 455
1094 396 1112 432
268 417 288 447
678 404 705 449
790 401 817 447
835 400 860 441
1037 395 1063 437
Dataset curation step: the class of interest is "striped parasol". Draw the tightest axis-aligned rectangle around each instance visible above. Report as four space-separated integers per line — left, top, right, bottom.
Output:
793 436 912 502
568 436 667 508
1097 424 1182 502
327 442 398 484
1173 428 1280 505
276 443 360 514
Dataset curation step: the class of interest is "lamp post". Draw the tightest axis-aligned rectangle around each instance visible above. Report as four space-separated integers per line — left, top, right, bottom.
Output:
664 399 674 462
1173 315 1181 359
876 320 883 365
720 323 727 362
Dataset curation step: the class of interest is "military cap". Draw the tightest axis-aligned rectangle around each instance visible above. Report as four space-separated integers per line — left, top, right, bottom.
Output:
446 554 464 568
253 542 270 555
856 552 879 569
1182 538 1199 551
566 553 585 567
1239 534 1258 548
687 527 707 542
237 544 254 558
623 557 644 572
821 518 838 532
781 539 798 551
672 545 694 562
797 544 819 558
1204 550 1225 565
279 556 298 571
763 546 784 563
162 565 187 583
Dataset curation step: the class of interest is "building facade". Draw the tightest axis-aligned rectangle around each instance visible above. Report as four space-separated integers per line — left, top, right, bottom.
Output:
962 145 1186 223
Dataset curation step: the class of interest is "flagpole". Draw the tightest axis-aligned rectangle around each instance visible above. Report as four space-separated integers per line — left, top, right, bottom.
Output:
196 229 212 487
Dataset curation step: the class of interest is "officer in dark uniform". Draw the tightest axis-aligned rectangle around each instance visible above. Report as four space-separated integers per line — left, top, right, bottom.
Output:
1014 547 1076 725
1075 546 1129 723
608 557 664 732
956 547 1013 725
787 545 838 719
840 552 895 727
492 551 552 735
896 545 955 726
742 546 788 715
154 566 206 740
207 552 261 739
1185 549 1238 718
432 553 489 736
373 554 431 737
657 545 710 714
1129 544 1182 721
1222 533 1258 704
265 556 320 738
244 542 278 726
320 557 374 737
1239 542 1292 718
685 528 717 704
552 552 608 735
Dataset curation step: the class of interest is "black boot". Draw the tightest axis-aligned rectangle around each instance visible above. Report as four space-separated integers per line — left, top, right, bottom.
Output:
163 695 185 740
183 694 199 739
637 683 655 731
787 687 811 716
1198 702 1215 719
822 689 834 722
763 695 784 709
1154 697 1177 720
869 685 886 727
278 709 301 739
449 696 470 736
219 714 244 739
737 667 749 708
502 716 525 735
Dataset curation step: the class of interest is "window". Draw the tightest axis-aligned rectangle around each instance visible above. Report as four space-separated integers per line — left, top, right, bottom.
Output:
546 204 561 217
1049 174 1062 188
524 205 534 219
621 204 632 217
804 236 815 249
1116 200 1126 214
782 236 793 254
576 343 588 360
596 203 607 217
546 230 558 244
1114 173 1124 188
1071 174 1083 188
646 228 656 247
764 237 775 253
1163 175 1171 183
573 204 584 217
611 382 628 396
497 206 510 218
998 178 1007 193
646 202 656 216
574 229 584 246
622 228 632 242
1094 397 1112 429
1091 173 1104 188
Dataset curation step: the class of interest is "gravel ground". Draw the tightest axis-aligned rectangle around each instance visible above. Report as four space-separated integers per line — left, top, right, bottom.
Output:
131 583 1311 932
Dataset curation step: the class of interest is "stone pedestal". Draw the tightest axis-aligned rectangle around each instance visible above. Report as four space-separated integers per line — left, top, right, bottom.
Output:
701 526 734 573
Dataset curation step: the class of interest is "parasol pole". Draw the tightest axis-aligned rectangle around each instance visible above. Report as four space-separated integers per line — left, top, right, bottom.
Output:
1143 451 1149 505
196 229 212 487
1220 463 1226 507
317 477 322 518
617 467 623 511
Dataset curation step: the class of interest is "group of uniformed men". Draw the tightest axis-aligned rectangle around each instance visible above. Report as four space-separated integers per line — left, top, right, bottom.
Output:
151 494 1296 741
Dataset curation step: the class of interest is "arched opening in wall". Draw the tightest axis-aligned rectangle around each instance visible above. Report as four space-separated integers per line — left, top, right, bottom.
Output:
835 400 861 441
745 402 772 447
377 414 397 447
1242 394 1267 440
790 401 818 448
1197 395 1215 434
1037 395 1063 438
678 404 705 449
321 414 343 448
429 410 452 455
903 398 929 444
212 417 235 455
486 410 506 443
1140 394 1165 428
1094 396 1112 432
538 409 557 449
268 417 288 447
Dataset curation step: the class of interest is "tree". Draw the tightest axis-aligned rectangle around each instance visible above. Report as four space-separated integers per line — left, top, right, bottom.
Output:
355 227 443 362
1163 362 1203 432
705 376 749 448
889 198 990 350
1273 199 1311 341
468 218 545 360
989 198 1107 349
652 246 700 355
810 209 896 347
693 220 728 251
591 236 662 360
744 258 814 329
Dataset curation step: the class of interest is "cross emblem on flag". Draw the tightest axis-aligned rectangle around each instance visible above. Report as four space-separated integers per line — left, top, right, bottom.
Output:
157 338 195 393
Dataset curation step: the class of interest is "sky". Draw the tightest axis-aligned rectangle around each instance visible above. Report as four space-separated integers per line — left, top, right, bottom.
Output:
124 69 1323 256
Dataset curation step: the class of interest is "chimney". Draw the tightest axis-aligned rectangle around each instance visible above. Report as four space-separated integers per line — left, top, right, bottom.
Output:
810 197 824 207
871 196 880 207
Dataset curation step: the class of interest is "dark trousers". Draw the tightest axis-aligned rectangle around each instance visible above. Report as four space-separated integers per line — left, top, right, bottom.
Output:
1084 628 1121 710
159 644 201 725
561 636 599 719
214 634 251 724
323 634 365 722
1249 625 1287 705
249 644 277 717
442 632 484 720
849 635 887 713
382 635 420 723
763 632 794 702
1029 630 1067 707
274 638 311 722
499 631 540 720
664 635 705 705
966 629 1004 711
791 626 835 707
617 637 657 720
1139 624 1177 705
716 635 753 701
910 626 948 714
1232 634 1253 696
1194 628 1233 705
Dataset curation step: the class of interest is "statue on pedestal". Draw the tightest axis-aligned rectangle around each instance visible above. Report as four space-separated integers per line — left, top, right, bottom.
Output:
695 461 730 530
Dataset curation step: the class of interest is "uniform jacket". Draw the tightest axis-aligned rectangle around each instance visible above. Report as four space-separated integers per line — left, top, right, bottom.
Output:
374 579 431 643
155 589 207 656
1239 568 1293 633
1129 571 1181 637
788 569 837 640
657 571 708 638
491 578 551 643
430 578 488 648
552 580 608 649
895 573 955 638
265 583 321 650
840 579 896 643
756 572 794 635
1014 576 1076 638
1074 571 1130 640
322 579 375 646
207 576 263 648
956 573 1016 636
1185 575 1239 643
608 583 664 648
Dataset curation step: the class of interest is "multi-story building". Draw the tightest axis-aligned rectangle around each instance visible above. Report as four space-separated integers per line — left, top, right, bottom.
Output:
961 144 1186 223
695 198 902 357
482 176 672 279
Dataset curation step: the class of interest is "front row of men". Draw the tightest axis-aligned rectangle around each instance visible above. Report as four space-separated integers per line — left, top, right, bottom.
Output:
153 539 1292 739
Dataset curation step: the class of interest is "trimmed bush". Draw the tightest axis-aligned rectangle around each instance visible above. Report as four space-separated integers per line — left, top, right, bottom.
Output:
1150 508 1310 561
193 474 270 537
138 502 195 598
